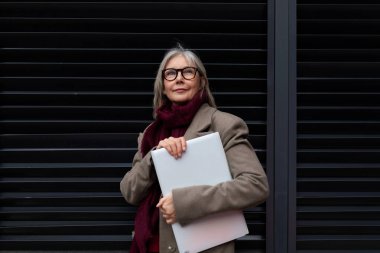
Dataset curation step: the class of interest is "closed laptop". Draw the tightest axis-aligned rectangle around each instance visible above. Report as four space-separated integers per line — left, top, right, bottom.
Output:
151 132 249 253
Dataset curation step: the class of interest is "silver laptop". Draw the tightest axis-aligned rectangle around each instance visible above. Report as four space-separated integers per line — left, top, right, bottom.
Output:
151 132 249 253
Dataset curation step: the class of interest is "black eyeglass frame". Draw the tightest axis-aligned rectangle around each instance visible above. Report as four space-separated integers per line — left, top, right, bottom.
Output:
162 67 199 81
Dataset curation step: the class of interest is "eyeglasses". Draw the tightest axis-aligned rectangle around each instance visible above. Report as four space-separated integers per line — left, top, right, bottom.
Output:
162 67 198 81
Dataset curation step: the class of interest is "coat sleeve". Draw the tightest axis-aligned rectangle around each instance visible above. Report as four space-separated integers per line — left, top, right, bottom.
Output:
172 112 269 225
120 132 157 206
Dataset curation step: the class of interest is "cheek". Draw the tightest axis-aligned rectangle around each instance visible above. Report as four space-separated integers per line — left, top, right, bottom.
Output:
192 80 202 91
163 82 170 94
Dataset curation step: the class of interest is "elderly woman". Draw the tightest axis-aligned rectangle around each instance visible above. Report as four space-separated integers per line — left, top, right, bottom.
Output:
120 46 269 253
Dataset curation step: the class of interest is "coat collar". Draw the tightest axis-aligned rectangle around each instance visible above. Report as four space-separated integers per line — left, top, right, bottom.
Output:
184 103 217 140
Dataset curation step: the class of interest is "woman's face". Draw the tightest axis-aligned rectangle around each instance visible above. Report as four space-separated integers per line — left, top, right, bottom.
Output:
163 54 202 104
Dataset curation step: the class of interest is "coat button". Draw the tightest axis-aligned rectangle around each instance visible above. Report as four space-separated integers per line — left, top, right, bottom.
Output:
167 245 176 252
168 245 176 252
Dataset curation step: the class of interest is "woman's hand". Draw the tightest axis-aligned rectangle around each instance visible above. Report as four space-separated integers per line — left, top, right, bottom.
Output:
157 136 186 159
156 193 177 224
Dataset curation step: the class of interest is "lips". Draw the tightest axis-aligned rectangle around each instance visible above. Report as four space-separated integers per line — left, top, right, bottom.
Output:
173 88 188 93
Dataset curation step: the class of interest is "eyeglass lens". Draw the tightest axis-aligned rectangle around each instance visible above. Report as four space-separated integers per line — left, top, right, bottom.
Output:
164 67 197 81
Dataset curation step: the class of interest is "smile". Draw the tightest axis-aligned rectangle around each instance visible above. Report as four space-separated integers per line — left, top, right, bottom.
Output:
173 89 188 93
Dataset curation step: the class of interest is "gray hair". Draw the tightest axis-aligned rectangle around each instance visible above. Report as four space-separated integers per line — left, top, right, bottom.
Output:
152 46 216 117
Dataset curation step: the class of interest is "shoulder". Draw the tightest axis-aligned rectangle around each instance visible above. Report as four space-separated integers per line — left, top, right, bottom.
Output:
210 109 249 148
195 104 243 127
211 109 248 134
195 103 218 118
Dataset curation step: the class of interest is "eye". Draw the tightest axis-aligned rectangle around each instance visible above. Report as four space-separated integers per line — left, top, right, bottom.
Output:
182 67 197 80
183 67 195 75
164 69 177 79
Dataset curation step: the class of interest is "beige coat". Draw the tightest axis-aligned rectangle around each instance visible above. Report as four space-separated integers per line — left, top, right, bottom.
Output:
120 104 269 253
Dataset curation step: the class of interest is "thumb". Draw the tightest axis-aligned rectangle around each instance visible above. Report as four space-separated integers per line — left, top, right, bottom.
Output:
156 198 164 208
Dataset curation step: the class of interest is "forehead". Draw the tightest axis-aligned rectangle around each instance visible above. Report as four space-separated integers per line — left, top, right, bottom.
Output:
165 54 195 68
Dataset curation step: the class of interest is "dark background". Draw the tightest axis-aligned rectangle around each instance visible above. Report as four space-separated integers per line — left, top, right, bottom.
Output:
0 0 379 252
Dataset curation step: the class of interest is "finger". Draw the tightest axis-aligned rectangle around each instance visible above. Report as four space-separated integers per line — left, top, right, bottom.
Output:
163 139 173 154
174 139 183 157
157 195 169 209
180 137 187 152
166 217 176 224
168 140 178 158
157 140 164 149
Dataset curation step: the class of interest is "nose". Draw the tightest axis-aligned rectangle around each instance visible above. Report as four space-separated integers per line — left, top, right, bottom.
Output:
175 70 184 82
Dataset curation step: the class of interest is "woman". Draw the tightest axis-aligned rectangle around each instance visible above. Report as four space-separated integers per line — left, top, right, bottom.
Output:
120 46 269 253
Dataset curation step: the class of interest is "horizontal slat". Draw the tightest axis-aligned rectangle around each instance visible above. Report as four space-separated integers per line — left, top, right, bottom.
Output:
1 195 128 207
298 78 380 92
298 135 380 148
298 4 380 19
298 93 380 106
0 48 267 65
0 106 267 121
1 223 133 235
298 107 380 120
0 120 151 134
298 121 380 135
0 166 128 178
0 148 267 163
0 63 267 78
298 221 380 235
0 212 136 222
0 133 267 148
0 148 136 163
0 0 266 1
299 62 380 78
298 177 380 191
298 49 380 62
0 133 138 148
0 178 124 192
298 35 380 49
298 193 380 206
297 235 380 250
0 48 267 64
298 163 380 177
298 20 380 34
0 235 132 251
299 0 379 3
0 3 267 19
0 120 267 135
0 77 267 92
1 106 155 120
0 92 267 107
0 18 266 33
0 33 267 49
298 149 380 163
0 235 262 251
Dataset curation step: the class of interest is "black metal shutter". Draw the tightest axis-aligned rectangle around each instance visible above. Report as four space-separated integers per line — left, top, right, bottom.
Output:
297 0 380 251
0 1 268 251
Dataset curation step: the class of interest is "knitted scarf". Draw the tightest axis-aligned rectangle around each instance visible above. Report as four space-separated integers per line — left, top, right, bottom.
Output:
130 91 208 252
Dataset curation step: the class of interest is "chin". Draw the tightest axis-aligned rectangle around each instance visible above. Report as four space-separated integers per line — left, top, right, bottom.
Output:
169 95 192 104
170 97 192 104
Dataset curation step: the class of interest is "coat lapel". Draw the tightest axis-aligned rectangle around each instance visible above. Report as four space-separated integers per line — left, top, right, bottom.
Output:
184 103 217 140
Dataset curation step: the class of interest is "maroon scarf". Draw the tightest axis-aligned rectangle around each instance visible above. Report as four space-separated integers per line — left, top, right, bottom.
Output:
130 91 208 253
